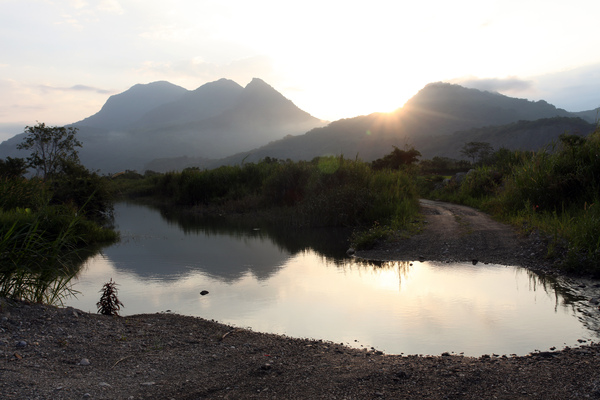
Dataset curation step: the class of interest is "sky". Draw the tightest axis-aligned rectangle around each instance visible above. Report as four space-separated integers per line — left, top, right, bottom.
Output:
2 0 600 142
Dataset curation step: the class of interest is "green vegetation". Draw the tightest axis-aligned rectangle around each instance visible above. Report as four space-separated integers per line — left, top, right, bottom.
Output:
112 155 421 249
422 128 600 275
1 123 118 304
17 123 82 181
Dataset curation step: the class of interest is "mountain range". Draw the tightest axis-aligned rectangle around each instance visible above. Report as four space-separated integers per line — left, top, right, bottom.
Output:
0 80 597 173
0 78 326 172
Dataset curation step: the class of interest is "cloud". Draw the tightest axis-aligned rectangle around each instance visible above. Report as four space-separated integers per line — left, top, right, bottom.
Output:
98 0 124 15
451 76 533 93
37 84 115 95
534 63 600 111
70 84 115 94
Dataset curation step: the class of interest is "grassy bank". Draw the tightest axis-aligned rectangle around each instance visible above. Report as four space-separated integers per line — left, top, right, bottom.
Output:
0 176 118 304
112 156 421 249
422 127 600 275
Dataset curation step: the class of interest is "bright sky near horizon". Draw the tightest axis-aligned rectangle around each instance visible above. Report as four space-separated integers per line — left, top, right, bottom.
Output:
1 0 600 141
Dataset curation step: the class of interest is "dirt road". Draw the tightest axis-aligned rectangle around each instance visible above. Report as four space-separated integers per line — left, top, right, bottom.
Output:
356 199 550 270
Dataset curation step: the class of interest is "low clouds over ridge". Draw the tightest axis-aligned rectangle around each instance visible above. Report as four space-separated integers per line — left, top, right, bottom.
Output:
451 76 533 94
38 84 115 95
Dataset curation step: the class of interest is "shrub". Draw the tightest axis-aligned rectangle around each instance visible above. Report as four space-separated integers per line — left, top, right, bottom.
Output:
97 279 124 316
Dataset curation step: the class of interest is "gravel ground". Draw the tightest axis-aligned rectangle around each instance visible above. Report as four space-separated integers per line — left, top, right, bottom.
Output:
1 199 600 399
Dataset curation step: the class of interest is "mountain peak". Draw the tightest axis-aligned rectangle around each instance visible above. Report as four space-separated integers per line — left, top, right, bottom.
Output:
193 78 243 93
74 81 187 130
402 82 570 128
243 77 278 94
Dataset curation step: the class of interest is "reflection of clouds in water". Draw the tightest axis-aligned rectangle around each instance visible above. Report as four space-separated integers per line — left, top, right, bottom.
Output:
68 249 600 356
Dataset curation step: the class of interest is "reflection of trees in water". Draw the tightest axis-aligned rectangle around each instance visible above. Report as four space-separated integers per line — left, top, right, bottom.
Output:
526 268 600 337
152 203 353 262
334 258 413 290
525 269 584 309
0 248 100 306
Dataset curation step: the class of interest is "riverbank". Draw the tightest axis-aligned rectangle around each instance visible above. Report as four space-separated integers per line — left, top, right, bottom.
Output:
2 199 600 399
2 297 600 400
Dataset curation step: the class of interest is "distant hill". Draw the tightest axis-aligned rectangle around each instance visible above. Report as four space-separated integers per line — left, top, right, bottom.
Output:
572 108 600 124
0 78 326 173
200 83 589 169
76 81 189 131
413 117 595 160
401 82 573 134
1 81 596 173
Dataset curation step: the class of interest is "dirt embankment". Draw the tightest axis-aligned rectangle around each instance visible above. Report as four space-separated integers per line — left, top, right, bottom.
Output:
2 199 600 399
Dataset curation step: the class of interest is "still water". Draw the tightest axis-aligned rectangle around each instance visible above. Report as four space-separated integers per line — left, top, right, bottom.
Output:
66 202 600 356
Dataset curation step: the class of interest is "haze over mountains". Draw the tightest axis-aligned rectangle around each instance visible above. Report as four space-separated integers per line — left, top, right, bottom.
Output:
0 78 326 173
0 79 597 174
215 83 597 168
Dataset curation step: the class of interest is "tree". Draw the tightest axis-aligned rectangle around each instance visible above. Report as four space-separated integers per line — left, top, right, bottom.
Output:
17 123 82 180
0 157 28 179
460 142 494 165
371 146 422 170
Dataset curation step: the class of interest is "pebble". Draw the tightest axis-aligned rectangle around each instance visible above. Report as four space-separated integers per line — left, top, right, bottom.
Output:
140 382 156 386
99 382 112 388
15 340 27 348
79 358 90 366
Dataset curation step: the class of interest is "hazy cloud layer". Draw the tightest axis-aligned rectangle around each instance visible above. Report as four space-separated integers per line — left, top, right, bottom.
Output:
451 76 533 94
38 84 116 95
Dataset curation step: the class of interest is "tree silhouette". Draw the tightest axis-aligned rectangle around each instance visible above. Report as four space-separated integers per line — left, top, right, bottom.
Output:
460 142 493 164
17 123 82 180
371 146 421 170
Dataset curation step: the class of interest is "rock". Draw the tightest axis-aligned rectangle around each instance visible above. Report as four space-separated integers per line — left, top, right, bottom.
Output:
261 363 272 370
346 248 355 255
395 370 409 379
200 290 209 296
79 358 90 366
15 341 27 348
98 382 112 388
454 172 467 184
472 259 478 265
140 382 156 386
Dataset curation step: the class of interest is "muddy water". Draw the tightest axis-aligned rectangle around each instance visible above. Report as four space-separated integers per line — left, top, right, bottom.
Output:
65 202 600 356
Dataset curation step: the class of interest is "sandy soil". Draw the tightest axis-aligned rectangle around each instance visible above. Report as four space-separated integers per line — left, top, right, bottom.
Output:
2 199 600 399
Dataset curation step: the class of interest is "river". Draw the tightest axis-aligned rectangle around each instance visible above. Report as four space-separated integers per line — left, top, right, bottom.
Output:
64 202 600 356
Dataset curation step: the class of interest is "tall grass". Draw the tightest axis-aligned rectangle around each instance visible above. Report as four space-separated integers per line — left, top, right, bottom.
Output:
423 128 600 274
0 210 81 304
0 176 118 304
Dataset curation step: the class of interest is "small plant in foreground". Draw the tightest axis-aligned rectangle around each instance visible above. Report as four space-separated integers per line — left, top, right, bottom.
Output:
96 278 124 316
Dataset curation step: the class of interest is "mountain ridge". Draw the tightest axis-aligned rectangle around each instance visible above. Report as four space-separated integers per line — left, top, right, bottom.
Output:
0 80 597 173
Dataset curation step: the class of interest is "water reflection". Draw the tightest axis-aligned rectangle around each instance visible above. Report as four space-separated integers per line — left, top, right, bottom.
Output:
65 202 600 356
